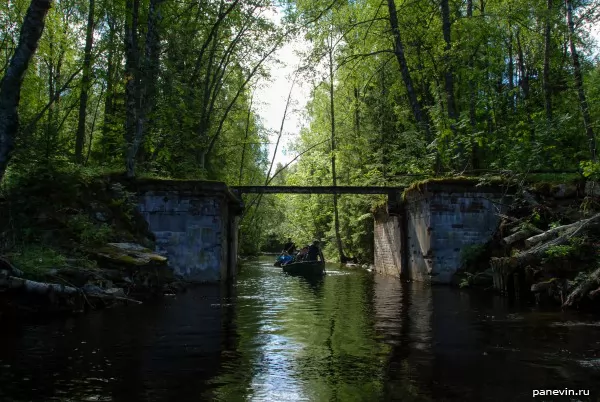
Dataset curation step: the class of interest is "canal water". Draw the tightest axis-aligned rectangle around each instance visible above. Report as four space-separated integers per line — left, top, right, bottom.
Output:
1 257 600 401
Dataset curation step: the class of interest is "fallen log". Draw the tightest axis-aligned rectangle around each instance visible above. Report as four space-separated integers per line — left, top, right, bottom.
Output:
524 221 583 248
562 267 600 308
0 256 23 277
0 275 142 305
491 213 600 280
502 225 543 246
0 275 79 294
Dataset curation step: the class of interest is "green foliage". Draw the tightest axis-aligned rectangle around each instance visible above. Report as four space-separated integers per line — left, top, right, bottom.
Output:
66 214 113 247
460 244 487 269
2 0 600 265
549 221 562 229
459 272 475 289
545 244 576 259
530 211 542 225
0 164 155 273
8 245 66 278
544 237 585 260
581 160 600 181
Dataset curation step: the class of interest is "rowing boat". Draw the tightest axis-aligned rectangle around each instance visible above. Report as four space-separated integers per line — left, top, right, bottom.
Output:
282 260 325 276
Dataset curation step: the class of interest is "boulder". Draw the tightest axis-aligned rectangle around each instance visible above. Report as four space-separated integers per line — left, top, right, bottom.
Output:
92 242 167 268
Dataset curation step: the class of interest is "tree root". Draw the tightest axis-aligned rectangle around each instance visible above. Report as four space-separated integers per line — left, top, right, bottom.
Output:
562 267 600 308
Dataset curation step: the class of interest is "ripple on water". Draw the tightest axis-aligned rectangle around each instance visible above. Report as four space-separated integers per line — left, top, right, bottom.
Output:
2 257 600 401
551 321 600 327
578 358 600 368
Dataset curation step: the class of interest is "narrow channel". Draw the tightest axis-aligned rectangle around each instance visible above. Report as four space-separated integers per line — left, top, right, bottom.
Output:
1 257 600 401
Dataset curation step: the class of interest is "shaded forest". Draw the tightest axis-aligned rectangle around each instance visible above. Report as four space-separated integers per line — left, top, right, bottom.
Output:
1 0 600 260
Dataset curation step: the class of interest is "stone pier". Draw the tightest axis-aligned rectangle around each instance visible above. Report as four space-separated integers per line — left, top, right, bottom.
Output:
374 181 510 284
128 180 243 283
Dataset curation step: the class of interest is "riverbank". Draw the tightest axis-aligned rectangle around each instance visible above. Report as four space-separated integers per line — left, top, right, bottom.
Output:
455 176 600 311
0 165 181 316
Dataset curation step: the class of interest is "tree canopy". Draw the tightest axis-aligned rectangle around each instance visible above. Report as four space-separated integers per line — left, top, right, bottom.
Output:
1 0 599 259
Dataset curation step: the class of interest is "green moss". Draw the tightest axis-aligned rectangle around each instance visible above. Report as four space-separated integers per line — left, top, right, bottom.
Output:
525 173 581 184
7 245 66 279
400 172 582 201
0 164 155 270
401 175 508 200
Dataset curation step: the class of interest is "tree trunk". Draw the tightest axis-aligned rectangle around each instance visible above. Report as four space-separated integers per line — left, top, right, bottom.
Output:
138 0 163 167
124 0 140 177
238 94 253 186
516 28 535 141
125 0 163 177
379 65 388 182
386 0 430 141
0 0 53 182
441 0 457 121
516 29 529 102
467 0 479 170
543 0 553 121
101 11 116 160
508 26 515 112
566 0 597 161
75 0 95 164
329 41 345 262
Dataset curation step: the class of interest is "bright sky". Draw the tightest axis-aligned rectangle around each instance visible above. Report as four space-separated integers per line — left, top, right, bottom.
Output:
255 9 600 176
254 10 312 173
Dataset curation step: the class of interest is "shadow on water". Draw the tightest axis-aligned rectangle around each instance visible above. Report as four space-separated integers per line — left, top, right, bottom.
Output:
1 256 600 401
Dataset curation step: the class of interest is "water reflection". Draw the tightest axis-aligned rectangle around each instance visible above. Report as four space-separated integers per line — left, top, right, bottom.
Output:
1 257 600 401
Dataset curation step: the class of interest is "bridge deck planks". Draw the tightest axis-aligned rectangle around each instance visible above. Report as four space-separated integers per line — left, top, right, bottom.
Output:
230 186 404 195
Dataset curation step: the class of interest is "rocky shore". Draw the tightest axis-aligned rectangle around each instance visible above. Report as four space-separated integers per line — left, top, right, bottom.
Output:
0 166 183 316
458 178 600 310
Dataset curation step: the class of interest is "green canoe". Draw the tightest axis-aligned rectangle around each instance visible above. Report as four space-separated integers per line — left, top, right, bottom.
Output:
282 260 326 276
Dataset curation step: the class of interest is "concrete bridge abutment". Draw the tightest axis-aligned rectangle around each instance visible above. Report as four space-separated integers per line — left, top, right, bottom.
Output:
121 179 509 286
127 180 243 283
374 181 510 284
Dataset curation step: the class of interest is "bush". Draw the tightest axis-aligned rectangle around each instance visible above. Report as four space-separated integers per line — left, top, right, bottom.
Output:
8 245 66 278
460 244 487 271
66 214 114 247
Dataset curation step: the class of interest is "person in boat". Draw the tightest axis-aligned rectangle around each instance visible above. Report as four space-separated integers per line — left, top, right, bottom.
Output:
296 245 309 261
282 238 296 255
306 240 324 262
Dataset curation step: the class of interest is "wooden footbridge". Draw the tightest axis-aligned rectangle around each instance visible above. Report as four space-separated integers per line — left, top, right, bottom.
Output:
230 186 406 211
229 186 405 195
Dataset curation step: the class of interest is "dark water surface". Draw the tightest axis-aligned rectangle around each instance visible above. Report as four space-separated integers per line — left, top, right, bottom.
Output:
2 257 600 401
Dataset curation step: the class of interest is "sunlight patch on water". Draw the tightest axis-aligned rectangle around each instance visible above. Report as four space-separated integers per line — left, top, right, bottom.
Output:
551 321 600 327
578 358 600 368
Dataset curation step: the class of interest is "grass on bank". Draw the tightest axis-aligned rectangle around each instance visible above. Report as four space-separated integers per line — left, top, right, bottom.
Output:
0 163 155 280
